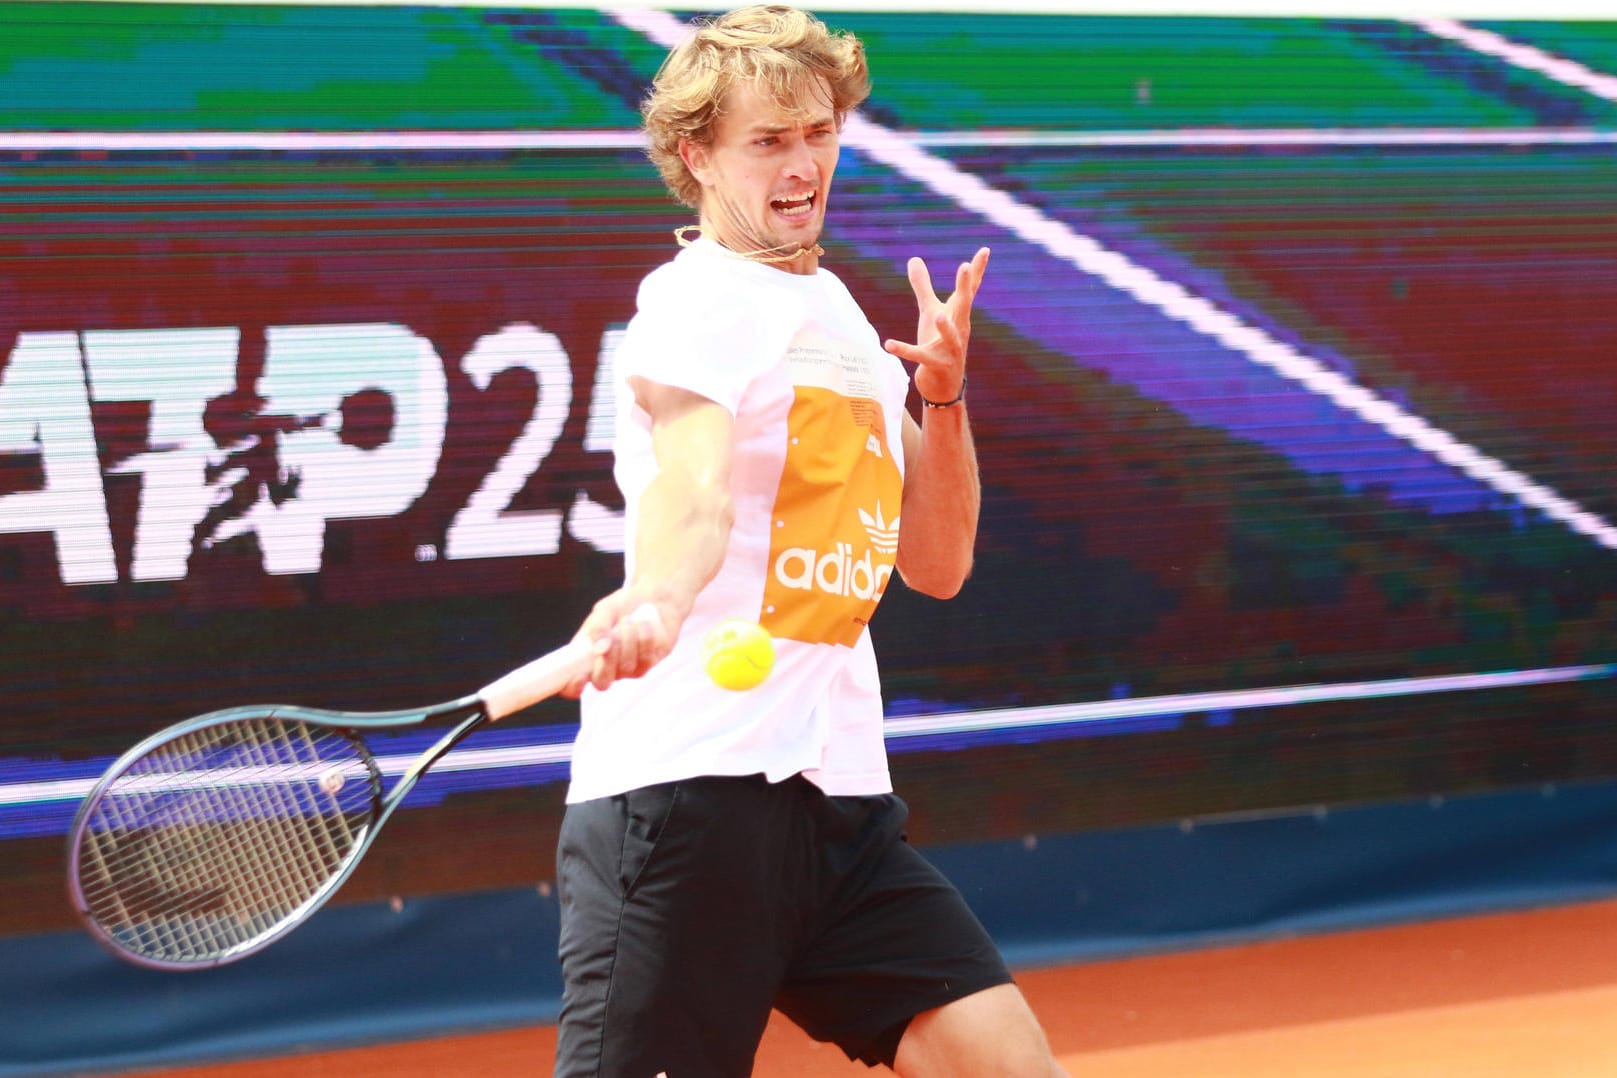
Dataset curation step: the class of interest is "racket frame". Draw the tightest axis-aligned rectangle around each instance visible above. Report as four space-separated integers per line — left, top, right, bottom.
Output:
66 621 625 969
66 696 490 970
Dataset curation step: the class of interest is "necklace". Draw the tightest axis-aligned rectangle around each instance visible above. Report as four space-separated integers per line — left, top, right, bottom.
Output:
674 224 824 265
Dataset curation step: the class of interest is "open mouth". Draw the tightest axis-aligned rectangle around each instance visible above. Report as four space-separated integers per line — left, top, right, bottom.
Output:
770 191 817 218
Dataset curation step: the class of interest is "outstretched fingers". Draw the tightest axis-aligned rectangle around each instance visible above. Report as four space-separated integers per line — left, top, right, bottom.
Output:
885 247 991 370
908 255 940 313
932 307 965 355
953 247 990 312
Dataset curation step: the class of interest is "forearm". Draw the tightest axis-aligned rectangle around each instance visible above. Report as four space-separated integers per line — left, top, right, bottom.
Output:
896 404 980 598
629 467 734 623
566 383 736 694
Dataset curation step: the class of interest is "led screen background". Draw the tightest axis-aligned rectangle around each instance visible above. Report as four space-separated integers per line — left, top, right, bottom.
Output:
3 4 1616 936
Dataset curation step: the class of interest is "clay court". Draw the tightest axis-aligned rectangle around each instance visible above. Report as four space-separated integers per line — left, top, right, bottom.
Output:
145 898 1617 1077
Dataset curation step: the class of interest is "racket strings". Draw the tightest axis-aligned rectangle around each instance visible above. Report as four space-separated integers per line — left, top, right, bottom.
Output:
75 716 380 964
95 720 370 958
217 723 344 934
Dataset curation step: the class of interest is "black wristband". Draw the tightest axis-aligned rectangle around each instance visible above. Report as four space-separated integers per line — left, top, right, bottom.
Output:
920 376 966 410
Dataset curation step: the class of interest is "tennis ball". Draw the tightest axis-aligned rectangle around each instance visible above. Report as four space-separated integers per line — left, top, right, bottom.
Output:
701 619 775 692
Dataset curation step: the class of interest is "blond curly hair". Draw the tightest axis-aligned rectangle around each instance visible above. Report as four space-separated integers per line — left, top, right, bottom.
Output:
642 5 870 209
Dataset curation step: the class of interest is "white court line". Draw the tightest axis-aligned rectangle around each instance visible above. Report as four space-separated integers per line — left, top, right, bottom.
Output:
5 128 1617 152
1415 18 1617 104
614 7 1617 554
840 118 1617 551
0 131 648 151
882 664 1617 740
6 663 1614 808
83 0 1617 18
2 742 576 808
909 127 1617 147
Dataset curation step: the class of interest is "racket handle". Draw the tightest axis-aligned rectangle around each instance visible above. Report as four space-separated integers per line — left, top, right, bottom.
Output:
478 603 663 720
478 639 593 721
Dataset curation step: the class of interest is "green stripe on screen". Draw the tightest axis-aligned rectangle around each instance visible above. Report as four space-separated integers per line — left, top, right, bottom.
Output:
0 4 647 131
830 14 1617 129
5 7 1617 132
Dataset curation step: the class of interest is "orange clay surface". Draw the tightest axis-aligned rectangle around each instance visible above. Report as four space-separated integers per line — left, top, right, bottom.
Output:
136 897 1617 1077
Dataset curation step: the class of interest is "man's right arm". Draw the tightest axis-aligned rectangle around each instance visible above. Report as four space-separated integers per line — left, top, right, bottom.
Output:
565 376 736 693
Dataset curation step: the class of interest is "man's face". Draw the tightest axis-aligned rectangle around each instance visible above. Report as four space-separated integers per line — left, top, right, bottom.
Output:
681 76 840 271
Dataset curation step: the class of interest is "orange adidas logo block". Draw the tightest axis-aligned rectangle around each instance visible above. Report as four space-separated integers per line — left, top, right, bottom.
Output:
761 332 903 649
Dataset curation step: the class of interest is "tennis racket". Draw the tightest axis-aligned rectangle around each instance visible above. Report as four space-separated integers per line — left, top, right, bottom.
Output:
66 613 643 971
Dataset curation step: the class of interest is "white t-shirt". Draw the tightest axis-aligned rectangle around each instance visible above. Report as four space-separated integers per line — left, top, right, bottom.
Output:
568 239 911 803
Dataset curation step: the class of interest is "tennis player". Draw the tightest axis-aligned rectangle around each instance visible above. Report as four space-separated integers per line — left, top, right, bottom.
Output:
555 6 1065 1075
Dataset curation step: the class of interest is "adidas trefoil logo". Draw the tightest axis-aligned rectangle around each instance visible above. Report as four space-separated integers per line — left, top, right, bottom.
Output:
859 502 900 556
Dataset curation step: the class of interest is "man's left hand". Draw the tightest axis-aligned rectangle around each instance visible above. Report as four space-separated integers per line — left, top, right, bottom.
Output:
883 246 990 407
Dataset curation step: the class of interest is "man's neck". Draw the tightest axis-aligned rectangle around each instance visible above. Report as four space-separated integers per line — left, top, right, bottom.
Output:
693 216 821 275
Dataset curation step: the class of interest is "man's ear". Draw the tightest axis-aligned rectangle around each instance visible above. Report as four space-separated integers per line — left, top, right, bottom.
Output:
678 137 713 188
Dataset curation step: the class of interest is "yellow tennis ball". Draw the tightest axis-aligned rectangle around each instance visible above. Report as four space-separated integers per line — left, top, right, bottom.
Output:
701 619 775 692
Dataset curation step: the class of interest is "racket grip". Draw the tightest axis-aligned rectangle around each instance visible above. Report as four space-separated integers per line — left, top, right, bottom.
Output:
478 603 663 720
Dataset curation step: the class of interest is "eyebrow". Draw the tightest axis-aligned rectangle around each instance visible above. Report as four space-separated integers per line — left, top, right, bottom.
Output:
748 116 837 134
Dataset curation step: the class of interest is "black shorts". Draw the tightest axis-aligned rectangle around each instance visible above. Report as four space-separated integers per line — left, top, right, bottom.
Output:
553 773 1012 1077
